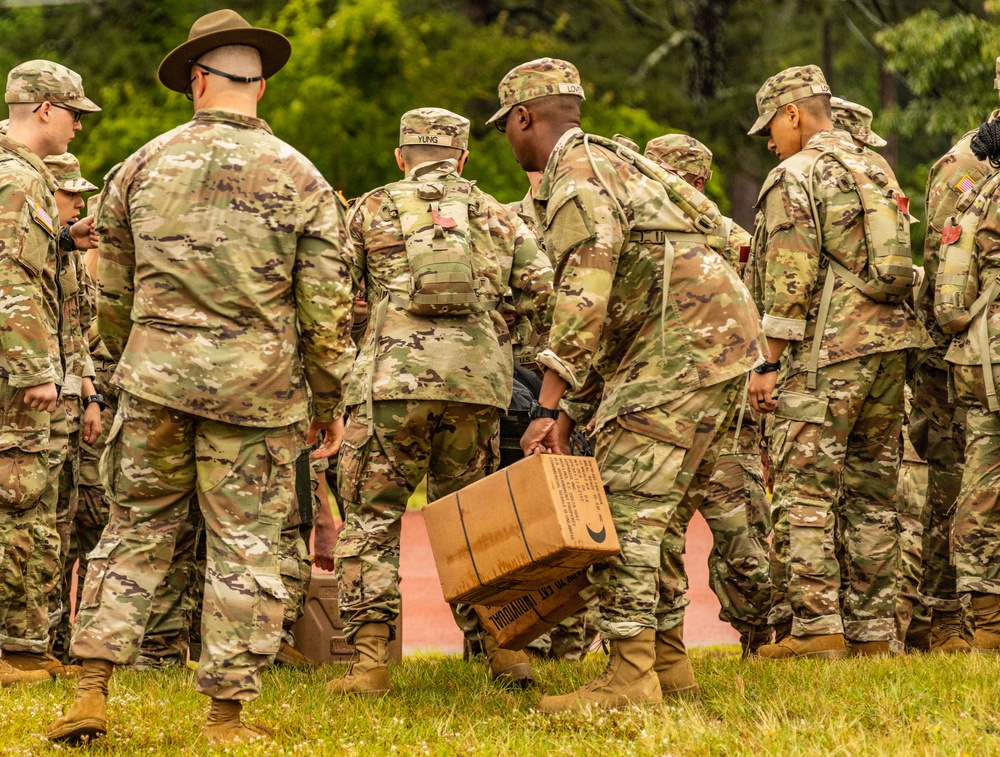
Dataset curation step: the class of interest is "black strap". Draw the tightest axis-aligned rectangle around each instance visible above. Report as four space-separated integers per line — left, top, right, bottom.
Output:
191 61 263 83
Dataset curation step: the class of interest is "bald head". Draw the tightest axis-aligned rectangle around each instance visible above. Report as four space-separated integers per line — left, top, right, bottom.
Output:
189 44 265 115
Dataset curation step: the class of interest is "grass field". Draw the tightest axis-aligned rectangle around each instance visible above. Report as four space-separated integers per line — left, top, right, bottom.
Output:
2 646 998 756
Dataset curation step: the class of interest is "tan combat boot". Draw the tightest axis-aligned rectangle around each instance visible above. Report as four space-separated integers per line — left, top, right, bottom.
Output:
971 594 1000 652
200 699 273 744
274 640 315 668
536 629 662 714
327 623 391 695
739 625 773 659
4 650 82 679
757 633 846 660
653 623 699 700
929 609 972 654
484 633 534 689
847 640 891 657
46 659 113 743
0 657 50 687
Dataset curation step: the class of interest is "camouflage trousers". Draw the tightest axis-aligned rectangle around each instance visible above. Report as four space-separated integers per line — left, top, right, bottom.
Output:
908 364 965 612
701 430 772 635
49 396 81 659
335 400 500 644
951 365 1000 596
0 396 68 654
897 454 930 641
524 599 600 660
591 376 742 640
71 392 296 701
769 352 904 642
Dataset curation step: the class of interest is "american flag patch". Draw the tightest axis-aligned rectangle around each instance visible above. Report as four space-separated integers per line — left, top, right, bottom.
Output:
957 175 976 193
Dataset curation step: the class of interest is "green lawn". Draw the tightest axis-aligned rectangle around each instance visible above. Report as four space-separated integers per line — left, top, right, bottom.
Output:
3 647 996 756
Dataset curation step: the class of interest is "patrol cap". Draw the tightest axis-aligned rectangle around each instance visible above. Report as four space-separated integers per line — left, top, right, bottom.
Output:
487 57 585 126
748 64 830 137
399 108 470 151
612 134 640 152
831 96 886 148
43 152 97 193
644 134 714 181
5 60 100 113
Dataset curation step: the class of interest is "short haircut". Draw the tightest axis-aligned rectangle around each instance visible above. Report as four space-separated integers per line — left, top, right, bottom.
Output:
195 44 263 79
797 94 832 120
523 93 581 122
400 144 464 165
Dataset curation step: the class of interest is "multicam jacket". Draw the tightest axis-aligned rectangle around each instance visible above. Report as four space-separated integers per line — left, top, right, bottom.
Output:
750 129 929 377
345 160 553 411
533 127 764 438
97 108 355 427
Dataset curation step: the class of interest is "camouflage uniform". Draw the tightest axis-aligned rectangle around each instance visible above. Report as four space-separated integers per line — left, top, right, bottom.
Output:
334 108 553 644
898 404 931 645
911 111 999 620
505 87 764 637
0 62 99 663
748 66 930 644
645 133 772 638
70 108 355 702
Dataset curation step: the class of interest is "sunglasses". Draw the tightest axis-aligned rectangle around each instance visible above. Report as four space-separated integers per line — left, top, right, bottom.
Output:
32 102 84 123
494 114 508 133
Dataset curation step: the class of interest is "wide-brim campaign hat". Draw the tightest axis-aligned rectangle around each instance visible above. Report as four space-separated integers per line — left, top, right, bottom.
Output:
157 9 291 93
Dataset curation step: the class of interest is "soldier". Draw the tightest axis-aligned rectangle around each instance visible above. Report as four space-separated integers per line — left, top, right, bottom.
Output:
644 134 772 656
745 65 930 659
497 58 764 712
36 152 103 664
47 9 355 745
907 62 1000 654
330 107 553 695
0 61 99 687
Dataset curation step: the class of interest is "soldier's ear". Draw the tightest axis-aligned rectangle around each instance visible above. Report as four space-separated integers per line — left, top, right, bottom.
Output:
394 148 406 173
514 104 531 132
457 150 469 174
786 103 800 129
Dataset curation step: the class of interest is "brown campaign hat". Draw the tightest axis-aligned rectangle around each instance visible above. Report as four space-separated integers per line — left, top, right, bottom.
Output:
157 9 291 93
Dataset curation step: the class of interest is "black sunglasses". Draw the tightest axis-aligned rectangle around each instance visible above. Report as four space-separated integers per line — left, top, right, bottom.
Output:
32 102 84 123
494 114 508 133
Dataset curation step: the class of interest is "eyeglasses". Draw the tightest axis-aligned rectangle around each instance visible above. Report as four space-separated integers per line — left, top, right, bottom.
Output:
494 114 508 133
32 102 84 123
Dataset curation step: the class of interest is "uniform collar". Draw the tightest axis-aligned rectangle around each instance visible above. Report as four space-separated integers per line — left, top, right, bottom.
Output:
0 134 59 194
405 158 461 180
534 126 582 203
193 108 273 135
803 128 855 151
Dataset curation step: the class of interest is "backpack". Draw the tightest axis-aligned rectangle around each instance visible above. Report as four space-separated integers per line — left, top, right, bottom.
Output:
380 170 500 317
934 171 1000 336
805 145 915 305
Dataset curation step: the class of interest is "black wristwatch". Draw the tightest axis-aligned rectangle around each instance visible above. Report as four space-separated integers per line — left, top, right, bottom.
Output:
753 360 781 375
82 393 106 412
529 401 560 421
58 225 77 252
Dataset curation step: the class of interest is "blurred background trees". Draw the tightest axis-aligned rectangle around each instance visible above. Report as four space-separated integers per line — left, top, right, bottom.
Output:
0 0 998 249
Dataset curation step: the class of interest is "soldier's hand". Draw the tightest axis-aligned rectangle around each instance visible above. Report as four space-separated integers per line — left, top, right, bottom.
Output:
554 412 574 455
313 516 339 572
70 215 99 250
308 417 344 459
23 382 58 413
82 401 102 445
748 371 778 414
521 417 558 455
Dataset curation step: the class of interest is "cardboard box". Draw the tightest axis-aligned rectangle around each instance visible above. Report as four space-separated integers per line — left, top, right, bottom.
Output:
475 568 598 650
423 454 619 605
290 573 402 664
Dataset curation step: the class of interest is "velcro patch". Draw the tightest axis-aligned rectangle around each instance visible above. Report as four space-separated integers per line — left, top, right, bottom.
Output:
896 195 910 215
431 209 457 229
26 196 54 235
739 245 750 263
941 226 962 245
956 175 976 194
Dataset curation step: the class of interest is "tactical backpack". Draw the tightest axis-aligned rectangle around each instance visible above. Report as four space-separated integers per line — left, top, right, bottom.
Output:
805 146 915 305
933 171 1000 411
381 170 500 317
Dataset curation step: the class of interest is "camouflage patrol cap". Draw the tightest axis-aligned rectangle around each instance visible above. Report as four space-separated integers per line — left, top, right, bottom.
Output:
43 152 97 193
487 57 585 126
644 134 714 181
5 60 100 112
748 64 830 137
399 108 470 151
831 96 886 148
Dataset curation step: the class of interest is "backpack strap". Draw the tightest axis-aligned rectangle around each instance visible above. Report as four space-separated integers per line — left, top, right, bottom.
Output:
974 274 1000 413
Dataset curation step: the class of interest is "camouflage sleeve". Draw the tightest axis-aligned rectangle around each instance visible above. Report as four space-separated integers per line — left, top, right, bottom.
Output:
0 181 58 387
758 170 822 342
76 254 95 379
560 368 604 427
95 164 135 362
507 214 553 339
727 221 753 271
346 199 369 295
296 180 357 422
535 172 622 391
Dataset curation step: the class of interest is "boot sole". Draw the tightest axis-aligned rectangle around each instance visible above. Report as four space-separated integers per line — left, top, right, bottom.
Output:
47 719 107 744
